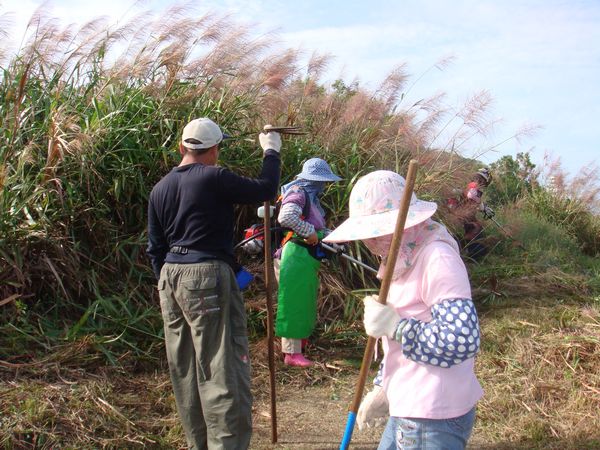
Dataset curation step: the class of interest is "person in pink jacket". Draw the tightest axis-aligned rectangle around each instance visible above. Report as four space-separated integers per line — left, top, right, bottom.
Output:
324 170 483 450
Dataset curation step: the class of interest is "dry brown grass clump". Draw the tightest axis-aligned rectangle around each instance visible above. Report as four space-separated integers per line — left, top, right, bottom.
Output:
1 367 180 449
475 298 600 449
6 3 470 160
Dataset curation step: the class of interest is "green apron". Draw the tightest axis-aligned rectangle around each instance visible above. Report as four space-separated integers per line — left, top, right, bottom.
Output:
275 240 321 339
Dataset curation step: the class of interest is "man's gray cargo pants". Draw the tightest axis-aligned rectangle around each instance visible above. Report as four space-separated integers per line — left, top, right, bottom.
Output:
158 260 252 449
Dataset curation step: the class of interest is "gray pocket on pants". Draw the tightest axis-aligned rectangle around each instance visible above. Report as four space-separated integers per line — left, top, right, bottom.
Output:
181 276 221 322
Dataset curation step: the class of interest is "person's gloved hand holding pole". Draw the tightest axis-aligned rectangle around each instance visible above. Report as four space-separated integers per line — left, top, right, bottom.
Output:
259 125 282 154
357 385 389 431
303 232 319 246
328 242 346 254
481 203 495 219
363 295 401 339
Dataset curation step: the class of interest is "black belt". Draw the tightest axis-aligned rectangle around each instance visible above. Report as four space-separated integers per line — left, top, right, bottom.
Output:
170 246 191 255
169 246 218 258
168 247 239 271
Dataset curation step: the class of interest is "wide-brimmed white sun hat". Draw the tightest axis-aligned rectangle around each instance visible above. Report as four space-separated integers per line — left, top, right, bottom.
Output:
323 170 437 243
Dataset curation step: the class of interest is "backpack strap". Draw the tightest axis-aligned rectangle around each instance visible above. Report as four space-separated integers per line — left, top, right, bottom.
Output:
277 187 312 248
277 186 311 221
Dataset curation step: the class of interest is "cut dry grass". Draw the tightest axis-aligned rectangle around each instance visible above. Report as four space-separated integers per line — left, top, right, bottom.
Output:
0 368 179 449
475 297 600 449
2 296 600 449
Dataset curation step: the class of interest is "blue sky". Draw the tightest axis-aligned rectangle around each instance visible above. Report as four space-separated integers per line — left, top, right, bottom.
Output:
2 0 599 177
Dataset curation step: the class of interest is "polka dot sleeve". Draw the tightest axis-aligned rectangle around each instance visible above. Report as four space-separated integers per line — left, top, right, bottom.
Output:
392 298 480 368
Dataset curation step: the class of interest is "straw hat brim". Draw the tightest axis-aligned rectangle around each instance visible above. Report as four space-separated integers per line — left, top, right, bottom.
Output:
323 200 437 243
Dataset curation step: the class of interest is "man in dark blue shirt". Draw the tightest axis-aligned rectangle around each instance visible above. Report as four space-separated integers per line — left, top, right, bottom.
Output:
147 118 281 449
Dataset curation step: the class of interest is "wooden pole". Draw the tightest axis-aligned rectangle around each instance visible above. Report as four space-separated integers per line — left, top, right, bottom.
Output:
263 199 278 443
340 160 419 450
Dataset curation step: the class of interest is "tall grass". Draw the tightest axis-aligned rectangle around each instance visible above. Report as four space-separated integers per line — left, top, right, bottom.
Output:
526 154 600 256
0 5 583 363
463 201 600 327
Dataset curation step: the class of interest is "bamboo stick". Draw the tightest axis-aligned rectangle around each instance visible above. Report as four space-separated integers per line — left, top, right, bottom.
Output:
340 160 419 450
263 198 278 443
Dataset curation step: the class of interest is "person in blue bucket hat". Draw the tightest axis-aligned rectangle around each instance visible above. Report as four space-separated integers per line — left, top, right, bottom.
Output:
274 157 342 367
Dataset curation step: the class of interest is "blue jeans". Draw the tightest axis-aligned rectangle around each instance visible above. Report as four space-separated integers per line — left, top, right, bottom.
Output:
377 408 476 450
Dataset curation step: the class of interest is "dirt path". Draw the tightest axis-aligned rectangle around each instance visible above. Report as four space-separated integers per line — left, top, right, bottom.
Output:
250 371 382 449
249 365 488 450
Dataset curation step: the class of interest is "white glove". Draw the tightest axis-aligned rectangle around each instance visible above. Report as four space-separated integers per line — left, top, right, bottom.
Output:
357 385 389 431
363 295 400 339
259 126 282 153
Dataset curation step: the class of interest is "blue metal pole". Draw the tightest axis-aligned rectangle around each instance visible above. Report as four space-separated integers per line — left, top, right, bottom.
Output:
340 411 357 450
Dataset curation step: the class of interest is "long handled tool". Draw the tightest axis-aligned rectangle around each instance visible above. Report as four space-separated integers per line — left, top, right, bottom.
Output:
340 160 419 450
263 125 307 135
263 198 278 443
235 230 378 275
229 125 307 142
262 124 283 444
320 242 378 275
485 215 527 251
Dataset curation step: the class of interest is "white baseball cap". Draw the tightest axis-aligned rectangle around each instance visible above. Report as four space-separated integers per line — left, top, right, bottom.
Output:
181 118 228 150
